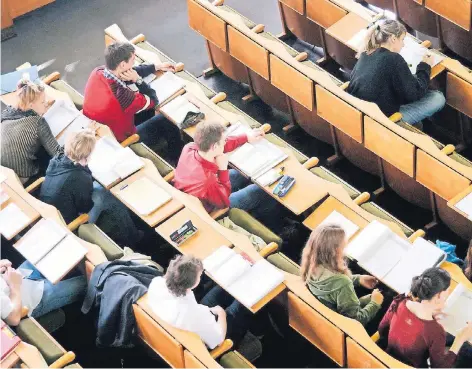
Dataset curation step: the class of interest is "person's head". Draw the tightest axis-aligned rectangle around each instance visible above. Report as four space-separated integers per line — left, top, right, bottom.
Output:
165 255 204 297
464 240 472 282
64 130 96 165
300 224 349 282
194 121 226 157
410 268 451 309
105 42 136 73
16 78 48 114
362 18 407 55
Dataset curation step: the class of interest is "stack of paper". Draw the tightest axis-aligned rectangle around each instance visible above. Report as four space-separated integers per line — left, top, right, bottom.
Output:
400 36 445 74
226 122 288 179
119 177 172 215
318 210 360 240
160 95 200 124
0 203 31 239
149 72 185 105
441 284 472 342
455 192 472 220
42 99 81 136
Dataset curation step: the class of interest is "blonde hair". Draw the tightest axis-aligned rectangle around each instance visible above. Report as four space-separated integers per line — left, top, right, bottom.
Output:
361 18 407 56
65 130 96 163
300 224 349 283
16 78 45 111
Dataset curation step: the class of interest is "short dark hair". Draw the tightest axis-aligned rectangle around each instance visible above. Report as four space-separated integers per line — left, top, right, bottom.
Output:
194 121 226 152
410 267 451 301
165 255 203 297
105 42 135 70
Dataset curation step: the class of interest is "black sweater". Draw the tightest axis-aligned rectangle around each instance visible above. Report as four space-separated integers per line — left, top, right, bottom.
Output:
347 48 431 118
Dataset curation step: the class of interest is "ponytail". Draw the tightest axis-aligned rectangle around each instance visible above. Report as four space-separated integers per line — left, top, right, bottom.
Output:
361 18 407 56
16 77 45 111
410 267 451 302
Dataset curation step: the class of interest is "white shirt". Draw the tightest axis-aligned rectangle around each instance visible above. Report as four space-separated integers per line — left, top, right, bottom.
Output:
148 277 224 349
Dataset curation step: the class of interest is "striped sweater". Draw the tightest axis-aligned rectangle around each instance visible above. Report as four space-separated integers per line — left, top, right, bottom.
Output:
1 107 61 178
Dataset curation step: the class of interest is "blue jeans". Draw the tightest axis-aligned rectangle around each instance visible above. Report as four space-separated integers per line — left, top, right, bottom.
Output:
19 261 86 318
399 90 446 125
89 181 142 247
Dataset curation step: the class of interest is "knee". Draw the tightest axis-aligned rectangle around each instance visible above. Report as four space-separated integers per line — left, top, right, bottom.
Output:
430 91 446 110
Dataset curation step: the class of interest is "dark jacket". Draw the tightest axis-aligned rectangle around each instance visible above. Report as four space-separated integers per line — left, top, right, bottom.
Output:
39 153 93 224
347 47 431 118
81 260 162 348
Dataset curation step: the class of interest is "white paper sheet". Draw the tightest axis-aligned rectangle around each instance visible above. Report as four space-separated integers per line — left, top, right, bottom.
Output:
455 192 472 217
149 72 185 104
0 189 10 205
442 284 472 342
160 95 200 124
319 210 360 240
344 220 391 260
400 36 445 74
56 114 92 146
203 246 235 272
0 203 31 239
42 99 81 137
211 254 252 287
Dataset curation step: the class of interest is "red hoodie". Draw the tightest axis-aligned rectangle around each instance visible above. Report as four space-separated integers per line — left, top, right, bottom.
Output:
173 134 248 212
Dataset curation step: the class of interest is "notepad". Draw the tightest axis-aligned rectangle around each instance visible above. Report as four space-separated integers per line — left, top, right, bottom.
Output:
119 177 172 216
400 36 445 74
319 210 360 240
442 284 472 343
0 203 31 240
149 72 185 105
160 95 200 124
226 122 288 179
455 192 472 217
42 99 81 137
204 246 285 307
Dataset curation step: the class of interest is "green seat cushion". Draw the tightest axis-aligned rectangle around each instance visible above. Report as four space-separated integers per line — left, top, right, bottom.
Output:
130 143 173 178
78 224 123 261
397 121 444 149
49 80 84 110
265 134 308 164
267 252 300 275
219 5 256 29
360 202 413 237
217 101 261 129
310 167 361 200
220 351 253 368
450 152 472 167
228 208 282 246
16 318 64 364
35 309 65 334
259 32 299 57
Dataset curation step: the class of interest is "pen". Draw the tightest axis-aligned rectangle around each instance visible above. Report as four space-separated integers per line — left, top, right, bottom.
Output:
278 166 285 175
120 184 128 190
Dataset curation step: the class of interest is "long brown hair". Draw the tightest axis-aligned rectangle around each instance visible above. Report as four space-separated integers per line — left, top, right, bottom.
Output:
300 224 349 283
465 240 472 281
361 18 406 56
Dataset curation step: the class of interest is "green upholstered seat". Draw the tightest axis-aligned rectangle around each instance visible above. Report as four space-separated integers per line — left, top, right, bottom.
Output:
219 351 254 368
360 202 414 237
77 223 124 261
265 134 308 165
49 80 84 110
397 121 444 149
450 152 472 167
310 167 361 200
267 252 300 275
216 101 262 129
35 309 66 334
219 5 256 29
228 208 282 246
260 32 299 57
16 318 64 364
130 143 173 178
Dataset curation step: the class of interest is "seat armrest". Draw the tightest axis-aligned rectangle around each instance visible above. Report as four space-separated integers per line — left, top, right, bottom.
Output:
408 229 425 243
260 123 271 133
389 112 403 123
441 144 455 155
43 72 61 85
121 134 140 148
25 177 45 194
49 351 76 368
174 62 185 72
371 331 380 343
210 339 233 359
354 192 371 205
67 214 89 232
163 171 175 182
210 207 230 220
210 92 227 104
259 242 279 258
302 157 319 170
130 33 146 44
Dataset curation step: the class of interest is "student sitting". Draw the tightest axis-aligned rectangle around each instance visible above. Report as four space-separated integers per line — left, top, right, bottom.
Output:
347 18 445 126
1 79 61 184
148 255 250 348
300 224 384 326
83 41 183 161
379 267 472 368
39 130 142 246
0 259 86 325
173 121 278 223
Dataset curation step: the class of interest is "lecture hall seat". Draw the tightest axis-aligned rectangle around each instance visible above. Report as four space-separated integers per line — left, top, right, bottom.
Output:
395 0 439 37
439 17 472 64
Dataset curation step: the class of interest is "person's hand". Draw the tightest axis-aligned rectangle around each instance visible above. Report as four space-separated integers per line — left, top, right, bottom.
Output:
422 53 435 67
0 260 12 274
119 69 140 83
247 128 265 144
156 62 176 73
359 275 378 289
371 289 384 305
457 322 472 341
4 267 22 292
215 154 229 171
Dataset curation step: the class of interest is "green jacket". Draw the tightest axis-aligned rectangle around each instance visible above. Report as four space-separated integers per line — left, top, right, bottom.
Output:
307 266 380 326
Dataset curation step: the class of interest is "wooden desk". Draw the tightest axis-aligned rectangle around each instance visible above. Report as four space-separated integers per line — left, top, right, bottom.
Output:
425 0 471 31
110 161 184 227
447 184 472 219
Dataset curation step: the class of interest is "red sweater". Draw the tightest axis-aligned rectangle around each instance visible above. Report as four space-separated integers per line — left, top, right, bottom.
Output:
83 66 156 142
173 134 248 212
379 297 457 368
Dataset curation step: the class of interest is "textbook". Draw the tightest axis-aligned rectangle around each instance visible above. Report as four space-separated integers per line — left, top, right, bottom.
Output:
42 99 81 137
318 210 359 240
204 246 285 307
400 36 445 74
455 192 472 219
149 72 185 106
226 122 288 179
345 221 446 293
87 137 144 187
441 283 472 343
119 177 172 216
1 321 21 360
160 95 200 125
14 219 87 283
0 203 31 240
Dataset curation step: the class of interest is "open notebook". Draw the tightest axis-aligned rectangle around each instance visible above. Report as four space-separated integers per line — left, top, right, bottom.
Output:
226 122 288 179
149 72 185 106
204 246 285 308
455 192 472 220
441 283 472 343
160 95 200 125
345 221 446 293
0 203 31 240
118 177 172 216
14 218 87 284
318 210 360 240
88 137 144 187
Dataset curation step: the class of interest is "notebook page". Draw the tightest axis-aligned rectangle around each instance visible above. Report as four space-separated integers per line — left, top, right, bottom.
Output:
211 254 252 287
400 36 445 74
160 95 200 124
344 220 391 261
442 284 472 341
15 218 67 264
456 192 472 217
149 72 185 104
113 147 144 179
36 235 87 283
227 259 284 307
43 99 81 137
203 246 236 273
119 177 172 215
88 137 122 186
383 238 446 293
0 203 31 240
57 114 92 146
319 210 360 240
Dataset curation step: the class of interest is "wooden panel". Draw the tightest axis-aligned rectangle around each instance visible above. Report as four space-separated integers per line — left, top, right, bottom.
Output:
364 117 415 177
416 150 471 200
425 0 471 30
270 54 314 111
306 0 348 29
325 12 369 52
7 0 54 18
280 0 305 14
288 292 345 366
184 351 207 368
188 0 228 51
446 72 472 118
227 26 269 80
133 305 185 368
316 85 363 143
346 338 386 368
1 0 13 29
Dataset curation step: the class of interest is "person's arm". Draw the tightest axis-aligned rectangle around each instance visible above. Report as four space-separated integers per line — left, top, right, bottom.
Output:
72 172 94 215
392 54 431 104
2 267 23 326
116 70 158 113
204 170 232 209
428 325 460 368
223 134 248 153
378 300 396 339
133 64 156 78
37 118 61 156
195 306 226 349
